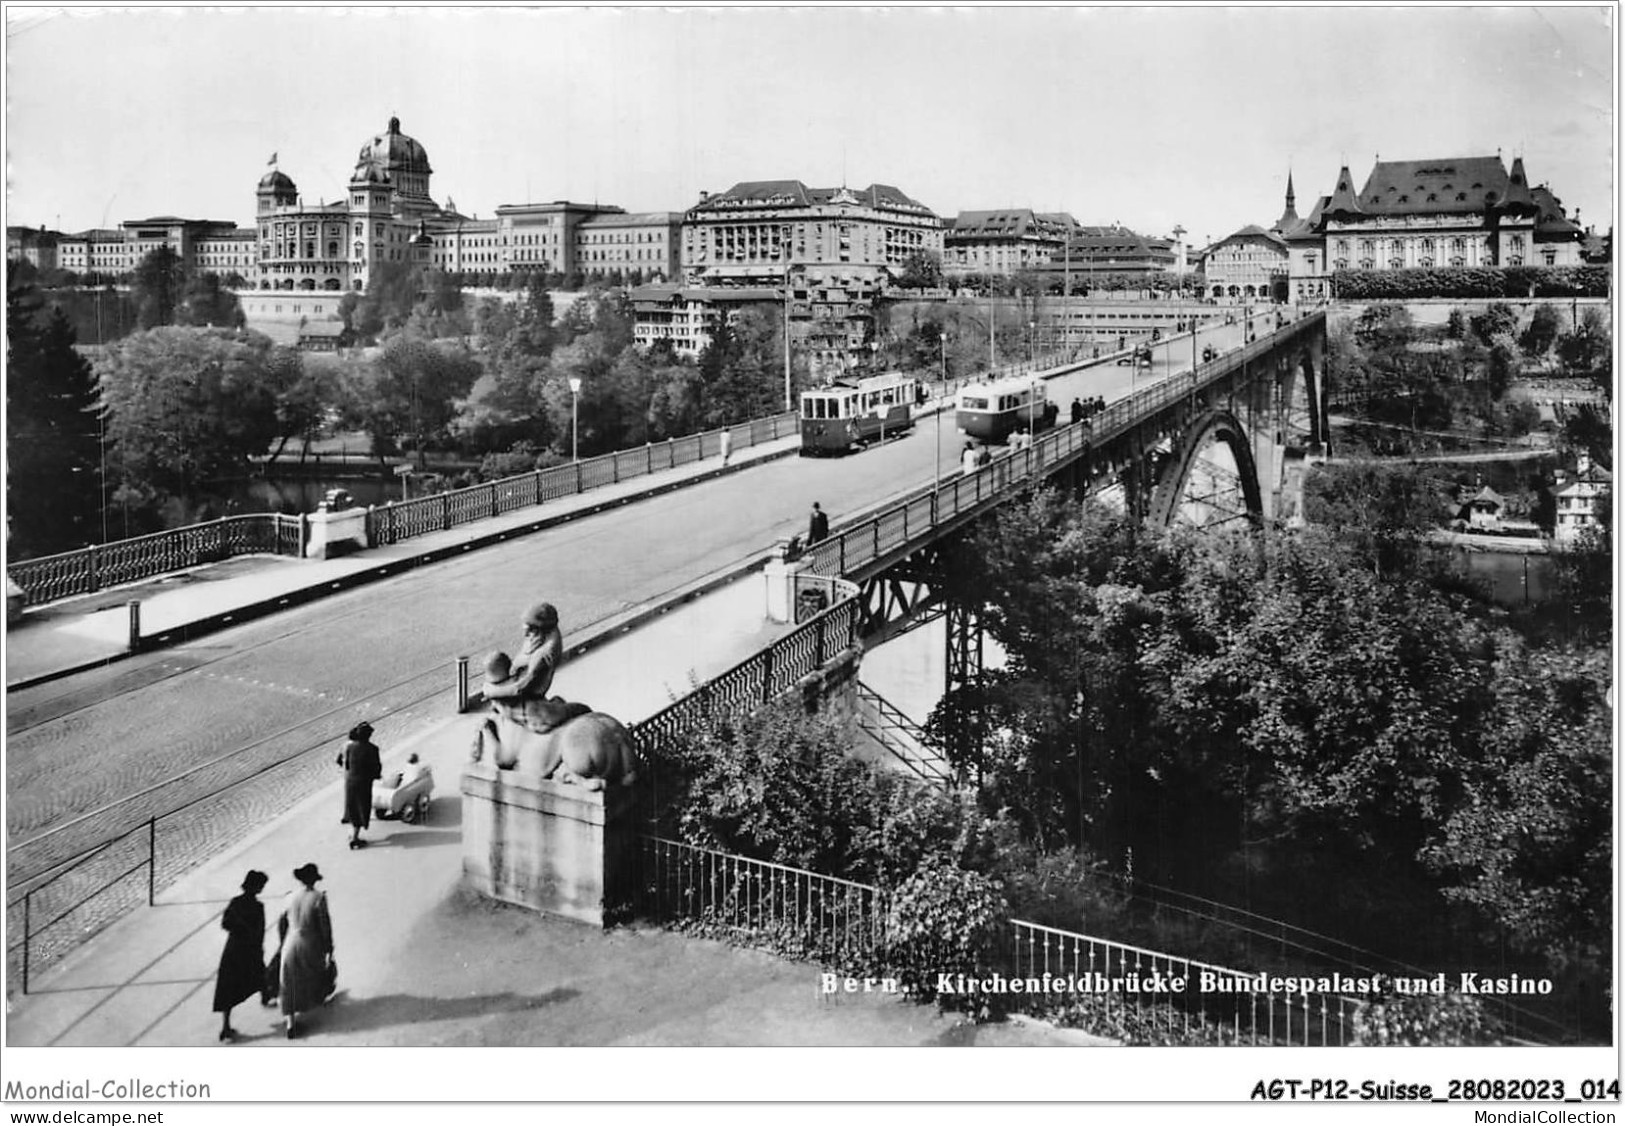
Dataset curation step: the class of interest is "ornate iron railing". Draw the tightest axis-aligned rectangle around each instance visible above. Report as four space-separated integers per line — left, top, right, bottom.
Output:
365 418 797 547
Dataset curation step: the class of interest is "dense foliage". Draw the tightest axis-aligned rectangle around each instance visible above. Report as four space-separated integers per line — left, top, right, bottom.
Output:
6 283 103 556
1330 265 1610 300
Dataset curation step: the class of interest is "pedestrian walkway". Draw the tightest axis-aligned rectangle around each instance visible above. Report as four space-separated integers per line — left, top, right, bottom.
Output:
5 577 1096 1051
4 433 799 690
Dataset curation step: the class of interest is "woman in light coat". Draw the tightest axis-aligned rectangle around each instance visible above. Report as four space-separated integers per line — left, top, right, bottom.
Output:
277 862 335 1039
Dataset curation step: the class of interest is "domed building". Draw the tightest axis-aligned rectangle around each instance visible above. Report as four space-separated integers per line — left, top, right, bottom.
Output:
249 116 450 301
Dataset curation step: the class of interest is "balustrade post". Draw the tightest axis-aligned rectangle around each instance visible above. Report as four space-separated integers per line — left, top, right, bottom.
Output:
456 655 470 713
88 543 102 593
534 469 544 505
666 437 675 469
646 442 653 474
490 483 499 519
387 502 397 544
574 461 584 494
127 600 141 653
300 512 311 556
442 493 452 531
611 454 620 484
762 646 775 703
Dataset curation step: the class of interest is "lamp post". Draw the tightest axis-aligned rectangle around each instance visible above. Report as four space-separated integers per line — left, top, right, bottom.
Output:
935 330 948 494
569 376 582 462
1027 320 1035 366
782 247 794 412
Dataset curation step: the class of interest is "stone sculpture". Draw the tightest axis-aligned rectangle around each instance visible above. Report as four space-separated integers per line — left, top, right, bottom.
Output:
470 603 639 791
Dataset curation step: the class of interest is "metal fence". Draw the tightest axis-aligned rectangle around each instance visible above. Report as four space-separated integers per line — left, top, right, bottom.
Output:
366 416 797 547
8 514 304 607
637 836 886 969
628 578 860 771
631 834 1362 1046
1005 917 1360 1046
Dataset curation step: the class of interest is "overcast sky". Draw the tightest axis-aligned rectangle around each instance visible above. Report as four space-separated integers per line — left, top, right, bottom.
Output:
4 5 1615 247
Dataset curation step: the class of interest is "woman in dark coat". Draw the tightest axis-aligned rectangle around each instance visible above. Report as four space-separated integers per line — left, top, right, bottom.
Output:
212 869 268 1041
277 862 335 1039
338 721 382 848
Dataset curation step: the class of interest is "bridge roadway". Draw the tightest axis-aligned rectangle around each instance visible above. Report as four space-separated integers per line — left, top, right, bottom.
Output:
5 309 1275 885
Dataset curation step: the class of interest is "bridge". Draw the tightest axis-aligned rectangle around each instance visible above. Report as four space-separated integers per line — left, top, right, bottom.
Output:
5 310 1326 968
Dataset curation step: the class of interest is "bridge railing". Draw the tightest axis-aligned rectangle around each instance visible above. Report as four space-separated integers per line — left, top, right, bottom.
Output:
365 417 798 545
7 514 304 608
6 416 800 609
798 312 1324 580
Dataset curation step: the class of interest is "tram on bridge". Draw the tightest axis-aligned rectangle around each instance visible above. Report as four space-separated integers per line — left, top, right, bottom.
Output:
956 375 1058 445
798 371 917 456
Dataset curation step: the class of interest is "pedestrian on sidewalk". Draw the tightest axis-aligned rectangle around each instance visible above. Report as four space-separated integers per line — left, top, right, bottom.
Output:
807 501 830 545
277 863 335 1040
719 427 732 466
338 721 382 849
212 869 269 1042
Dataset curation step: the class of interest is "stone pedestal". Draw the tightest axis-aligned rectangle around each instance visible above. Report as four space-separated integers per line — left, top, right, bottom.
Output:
763 541 813 623
461 762 639 927
304 505 369 559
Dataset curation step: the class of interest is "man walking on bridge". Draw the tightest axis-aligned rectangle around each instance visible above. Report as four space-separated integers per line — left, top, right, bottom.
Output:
808 502 830 545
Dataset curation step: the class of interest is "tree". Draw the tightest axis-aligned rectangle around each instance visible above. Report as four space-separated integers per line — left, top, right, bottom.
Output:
1468 302 1518 347
896 250 943 290
342 332 481 468
94 327 283 512
1518 303 1562 360
178 271 246 329
1301 462 1443 578
7 283 103 555
261 348 341 468
131 245 186 329
350 261 426 341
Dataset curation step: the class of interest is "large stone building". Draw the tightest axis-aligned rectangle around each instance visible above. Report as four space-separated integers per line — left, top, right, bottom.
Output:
943 209 1075 277
1202 225 1290 302
678 180 943 379
7 225 62 271
55 216 255 280
629 285 781 357
1279 155 1588 302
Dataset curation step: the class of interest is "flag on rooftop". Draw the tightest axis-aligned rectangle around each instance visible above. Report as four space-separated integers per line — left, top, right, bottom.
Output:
268 152 277 166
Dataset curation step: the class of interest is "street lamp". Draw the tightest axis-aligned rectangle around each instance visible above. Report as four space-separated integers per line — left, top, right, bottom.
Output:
569 376 582 462
1027 320 1035 366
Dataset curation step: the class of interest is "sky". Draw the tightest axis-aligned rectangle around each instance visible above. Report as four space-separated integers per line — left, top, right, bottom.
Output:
3 4 1616 249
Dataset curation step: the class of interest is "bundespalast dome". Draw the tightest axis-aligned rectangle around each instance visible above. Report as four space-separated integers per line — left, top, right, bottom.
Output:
354 116 432 179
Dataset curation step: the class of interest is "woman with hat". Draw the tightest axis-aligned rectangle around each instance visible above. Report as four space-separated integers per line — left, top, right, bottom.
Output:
212 869 269 1042
276 862 334 1039
338 721 382 849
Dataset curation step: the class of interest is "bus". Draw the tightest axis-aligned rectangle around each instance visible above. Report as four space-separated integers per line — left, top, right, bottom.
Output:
799 371 917 456
956 375 1058 445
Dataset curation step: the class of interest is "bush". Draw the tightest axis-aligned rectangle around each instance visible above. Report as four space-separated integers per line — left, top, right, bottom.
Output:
1351 989 1503 1046
1331 266 1609 301
881 861 1008 1012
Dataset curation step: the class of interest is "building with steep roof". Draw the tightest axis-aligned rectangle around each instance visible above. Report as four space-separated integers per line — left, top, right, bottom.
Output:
1280 154 1589 301
679 180 943 379
1203 224 1289 302
1052 225 1177 280
628 284 783 357
1552 456 1612 546
944 209 1075 277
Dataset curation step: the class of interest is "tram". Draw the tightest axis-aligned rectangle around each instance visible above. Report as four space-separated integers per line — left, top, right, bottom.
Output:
956 375 1058 445
799 371 917 456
